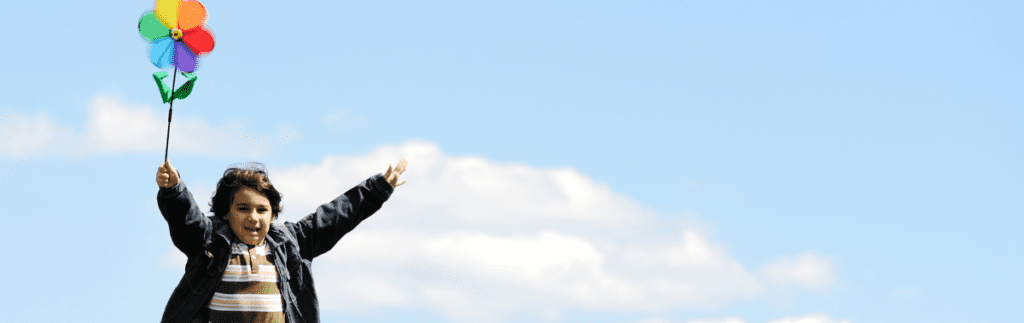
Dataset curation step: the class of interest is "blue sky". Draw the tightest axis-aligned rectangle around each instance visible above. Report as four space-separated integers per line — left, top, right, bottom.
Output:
1 1 1021 322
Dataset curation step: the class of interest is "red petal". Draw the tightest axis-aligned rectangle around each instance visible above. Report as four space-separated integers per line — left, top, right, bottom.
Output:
183 26 215 55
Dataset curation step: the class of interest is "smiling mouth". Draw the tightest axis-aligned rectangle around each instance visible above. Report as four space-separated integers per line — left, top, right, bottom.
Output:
244 226 261 234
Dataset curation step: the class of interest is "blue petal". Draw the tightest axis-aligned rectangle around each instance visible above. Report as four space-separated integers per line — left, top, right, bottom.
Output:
149 37 174 68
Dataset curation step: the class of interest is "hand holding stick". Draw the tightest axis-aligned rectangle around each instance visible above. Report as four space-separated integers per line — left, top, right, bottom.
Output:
156 160 180 188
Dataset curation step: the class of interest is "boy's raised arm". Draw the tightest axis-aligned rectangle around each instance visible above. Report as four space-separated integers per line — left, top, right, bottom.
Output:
288 159 406 260
156 161 212 258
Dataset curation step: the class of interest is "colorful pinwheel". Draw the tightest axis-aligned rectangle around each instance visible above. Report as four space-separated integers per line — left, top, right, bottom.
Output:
139 0 215 73
138 0 215 161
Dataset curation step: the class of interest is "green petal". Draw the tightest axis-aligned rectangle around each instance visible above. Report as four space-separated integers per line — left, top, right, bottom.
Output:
139 12 170 41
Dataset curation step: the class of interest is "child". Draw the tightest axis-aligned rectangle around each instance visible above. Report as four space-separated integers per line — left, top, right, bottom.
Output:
155 159 407 323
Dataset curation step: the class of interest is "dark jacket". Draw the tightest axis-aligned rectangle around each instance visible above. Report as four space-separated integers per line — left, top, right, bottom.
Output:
157 174 394 323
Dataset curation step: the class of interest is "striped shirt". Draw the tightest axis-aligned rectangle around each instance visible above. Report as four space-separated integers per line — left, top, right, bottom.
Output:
208 241 285 323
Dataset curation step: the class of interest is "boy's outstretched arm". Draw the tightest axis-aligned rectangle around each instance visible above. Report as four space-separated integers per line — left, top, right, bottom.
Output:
289 159 407 260
156 161 212 257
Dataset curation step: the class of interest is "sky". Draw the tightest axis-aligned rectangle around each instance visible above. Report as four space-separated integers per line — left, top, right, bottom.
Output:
0 0 1021 322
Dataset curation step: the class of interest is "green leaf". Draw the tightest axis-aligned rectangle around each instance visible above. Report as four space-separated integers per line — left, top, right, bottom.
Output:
152 72 172 103
172 73 198 101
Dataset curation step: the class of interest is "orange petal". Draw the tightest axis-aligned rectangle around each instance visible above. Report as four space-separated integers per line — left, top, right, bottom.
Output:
177 0 207 31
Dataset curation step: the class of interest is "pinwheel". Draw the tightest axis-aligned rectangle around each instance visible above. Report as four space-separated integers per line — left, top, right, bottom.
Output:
138 0 215 161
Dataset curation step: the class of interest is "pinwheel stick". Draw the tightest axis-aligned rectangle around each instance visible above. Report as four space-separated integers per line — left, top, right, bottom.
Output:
164 67 178 162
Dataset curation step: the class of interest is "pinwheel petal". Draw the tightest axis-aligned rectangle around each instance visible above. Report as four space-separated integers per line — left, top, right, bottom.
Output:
154 0 178 30
173 41 199 72
177 0 207 31
182 27 215 55
150 37 174 68
139 12 170 41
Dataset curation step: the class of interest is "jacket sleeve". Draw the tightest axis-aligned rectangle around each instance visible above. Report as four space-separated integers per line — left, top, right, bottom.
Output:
157 180 213 258
287 174 394 260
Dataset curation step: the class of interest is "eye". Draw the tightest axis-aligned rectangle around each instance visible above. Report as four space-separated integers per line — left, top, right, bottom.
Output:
258 208 269 213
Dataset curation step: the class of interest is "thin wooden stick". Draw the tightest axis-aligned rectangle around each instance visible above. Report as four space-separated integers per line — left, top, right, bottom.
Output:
164 66 178 162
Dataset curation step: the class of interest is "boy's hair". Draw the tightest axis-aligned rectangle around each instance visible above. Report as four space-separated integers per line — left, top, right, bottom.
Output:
209 162 284 220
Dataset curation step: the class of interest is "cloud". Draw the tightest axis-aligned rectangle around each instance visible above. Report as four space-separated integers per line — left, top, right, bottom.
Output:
633 314 845 323
635 315 845 323
1 93 295 158
216 141 836 322
767 314 850 323
86 94 169 152
684 318 746 323
158 245 188 272
151 141 837 321
0 111 94 158
632 318 746 323
760 253 835 290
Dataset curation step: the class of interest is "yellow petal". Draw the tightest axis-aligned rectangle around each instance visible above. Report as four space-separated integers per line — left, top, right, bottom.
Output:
154 0 178 29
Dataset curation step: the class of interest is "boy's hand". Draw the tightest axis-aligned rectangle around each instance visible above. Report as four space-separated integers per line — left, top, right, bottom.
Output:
156 161 180 188
385 158 408 188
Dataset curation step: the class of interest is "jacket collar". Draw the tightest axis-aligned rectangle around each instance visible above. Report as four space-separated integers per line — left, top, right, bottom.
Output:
213 216 233 245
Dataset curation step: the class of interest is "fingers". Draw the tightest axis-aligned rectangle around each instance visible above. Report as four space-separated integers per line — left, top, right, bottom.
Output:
387 159 408 188
157 172 169 188
157 163 166 187
156 169 172 188
156 161 178 188
396 158 408 174
158 161 174 174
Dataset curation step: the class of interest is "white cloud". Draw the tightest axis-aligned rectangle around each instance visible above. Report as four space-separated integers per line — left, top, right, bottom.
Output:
632 317 746 323
760 253 835 290
767 314 850 323
224 141 837 322
629 314 847 323
151 141 838 321
86 94 168 152
1 93 295 158
0 111 93 158
157 245 188 271
685 318 746 323
317 273 410 308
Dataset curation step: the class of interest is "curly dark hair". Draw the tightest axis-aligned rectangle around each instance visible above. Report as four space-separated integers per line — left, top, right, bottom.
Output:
209 162 284 220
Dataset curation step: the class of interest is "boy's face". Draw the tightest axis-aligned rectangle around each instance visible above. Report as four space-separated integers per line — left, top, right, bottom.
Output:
225 186 274 246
